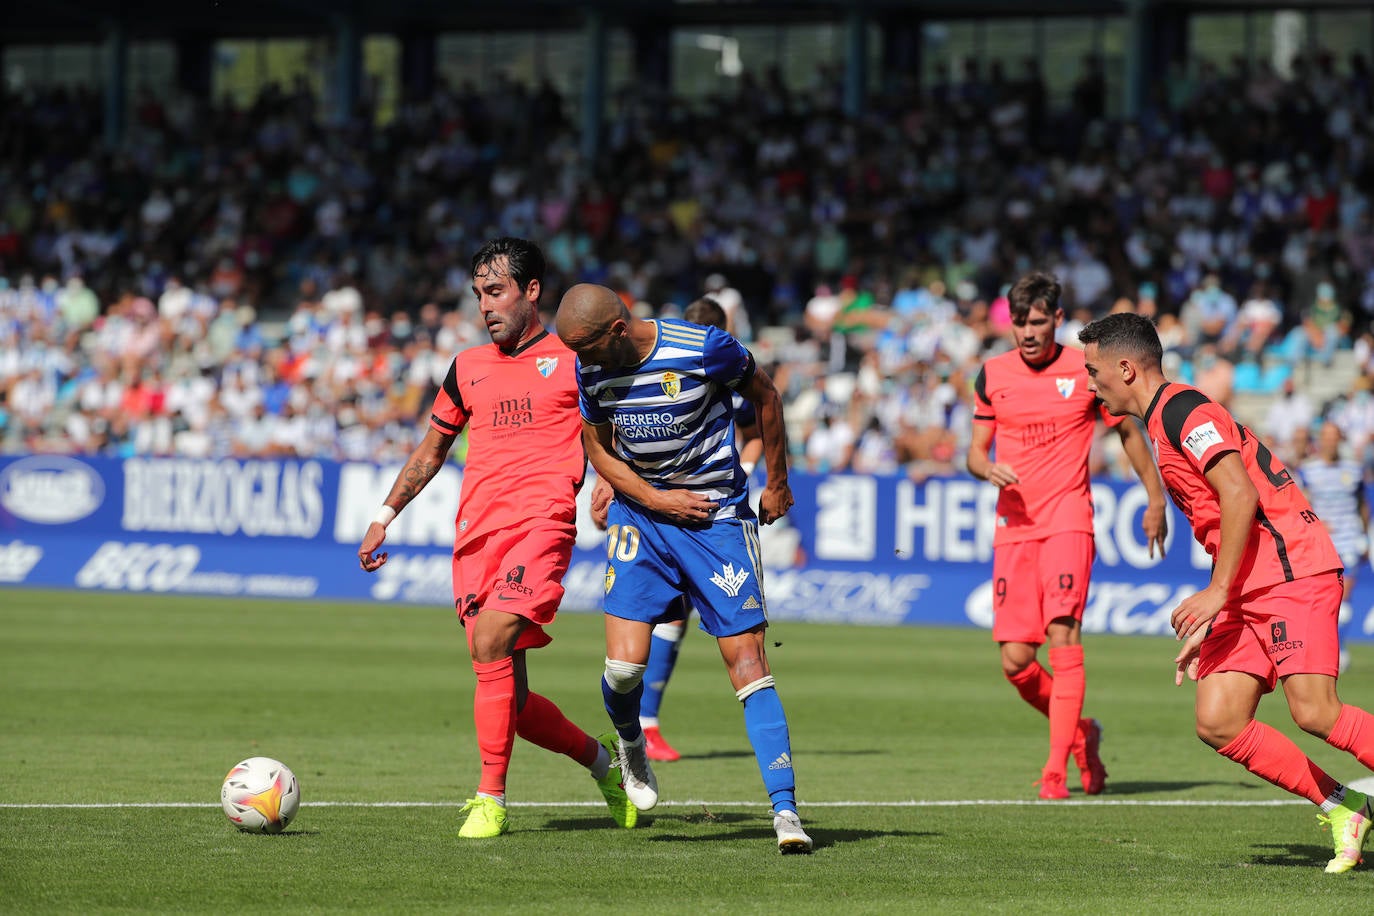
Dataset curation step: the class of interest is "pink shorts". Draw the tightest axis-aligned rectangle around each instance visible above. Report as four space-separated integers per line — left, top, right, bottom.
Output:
991 531 1095 645
453 520 574 653
1197 571 1343 692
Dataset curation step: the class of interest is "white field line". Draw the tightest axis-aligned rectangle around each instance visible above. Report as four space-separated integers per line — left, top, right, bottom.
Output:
0 798 1312 810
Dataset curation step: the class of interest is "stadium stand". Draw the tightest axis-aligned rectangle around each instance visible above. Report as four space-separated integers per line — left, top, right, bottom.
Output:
1 6 1372 482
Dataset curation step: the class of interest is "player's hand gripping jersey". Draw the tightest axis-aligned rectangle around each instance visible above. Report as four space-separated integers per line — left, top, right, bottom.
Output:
429 331 585 548
973 344 1123 545
1144 383 1342 596
575 319 756 521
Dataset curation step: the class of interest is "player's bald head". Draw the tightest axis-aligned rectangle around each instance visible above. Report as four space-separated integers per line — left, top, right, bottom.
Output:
555 283 627 342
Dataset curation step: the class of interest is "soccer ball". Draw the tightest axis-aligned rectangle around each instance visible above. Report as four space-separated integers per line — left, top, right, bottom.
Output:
220 756 301 834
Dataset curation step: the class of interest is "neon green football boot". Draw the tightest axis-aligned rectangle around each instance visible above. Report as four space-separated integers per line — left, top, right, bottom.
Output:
1320 791 1371 874
595 733 638 829
458 795 509 839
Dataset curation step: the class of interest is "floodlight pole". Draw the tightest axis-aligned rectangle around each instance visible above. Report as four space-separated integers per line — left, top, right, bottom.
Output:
844 7 868 119
581 6 607 165
103 21 128 148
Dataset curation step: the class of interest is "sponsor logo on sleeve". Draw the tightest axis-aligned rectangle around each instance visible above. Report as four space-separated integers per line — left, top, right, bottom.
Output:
1182 421 1223 460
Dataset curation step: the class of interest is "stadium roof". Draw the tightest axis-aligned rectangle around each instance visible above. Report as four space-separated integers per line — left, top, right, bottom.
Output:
7 0 1371 43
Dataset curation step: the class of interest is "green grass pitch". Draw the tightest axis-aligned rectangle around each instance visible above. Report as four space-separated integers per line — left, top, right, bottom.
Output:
3 588 1373 913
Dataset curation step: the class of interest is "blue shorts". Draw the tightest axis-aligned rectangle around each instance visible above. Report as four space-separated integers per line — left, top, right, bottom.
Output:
602 499 768 638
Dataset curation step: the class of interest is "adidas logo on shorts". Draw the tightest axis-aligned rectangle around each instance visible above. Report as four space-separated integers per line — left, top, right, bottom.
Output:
742 595 761 610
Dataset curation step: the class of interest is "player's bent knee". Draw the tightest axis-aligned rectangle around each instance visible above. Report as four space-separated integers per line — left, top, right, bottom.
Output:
1000 653 1037 679
468 632 512 665
603 657 646 694
735 675 776 703
1194 716 1242 749
998 643 1038 678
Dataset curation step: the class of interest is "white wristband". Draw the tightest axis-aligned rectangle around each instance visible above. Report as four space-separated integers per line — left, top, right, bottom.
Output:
373 505 397 528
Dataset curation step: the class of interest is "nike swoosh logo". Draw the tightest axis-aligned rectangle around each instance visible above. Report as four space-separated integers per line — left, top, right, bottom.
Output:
495 594 519 601
1274 654 1293 667
471 376 488 385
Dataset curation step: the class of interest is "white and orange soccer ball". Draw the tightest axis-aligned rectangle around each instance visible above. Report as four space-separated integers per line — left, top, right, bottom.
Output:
220 756 301 834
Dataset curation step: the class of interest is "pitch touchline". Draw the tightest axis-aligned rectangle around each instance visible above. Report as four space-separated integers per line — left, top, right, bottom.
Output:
0 799 1310 809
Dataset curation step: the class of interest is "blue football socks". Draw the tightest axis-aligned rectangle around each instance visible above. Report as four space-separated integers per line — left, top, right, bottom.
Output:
641 625 685 720
742 685 797 814
602 667 645 742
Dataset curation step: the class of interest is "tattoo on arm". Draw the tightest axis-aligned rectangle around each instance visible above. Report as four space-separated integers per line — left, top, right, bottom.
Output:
394 460 440 506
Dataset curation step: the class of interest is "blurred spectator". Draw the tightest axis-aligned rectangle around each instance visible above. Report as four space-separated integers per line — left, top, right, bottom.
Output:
804 410 856 473
1263 376 1316 458
1224 280 1283 359
1328 375 1374 466
850 416 900 475
1181 273 1237 349
1188 342 1236 406
1281 281 1348 367
703 273 751 342
1279 424 1313 470
2 51 1373 472
56 276 99 328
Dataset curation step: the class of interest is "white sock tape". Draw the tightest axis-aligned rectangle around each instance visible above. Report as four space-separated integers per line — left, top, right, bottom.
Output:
735 675 776 702
603 658 647 694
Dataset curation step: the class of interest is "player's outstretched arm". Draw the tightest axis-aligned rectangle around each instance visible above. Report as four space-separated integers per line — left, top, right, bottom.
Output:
1116 417 1169 557
738 366 793 525
358 426 457 572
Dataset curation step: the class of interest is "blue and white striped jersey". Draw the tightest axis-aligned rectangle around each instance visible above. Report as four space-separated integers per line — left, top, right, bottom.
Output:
577 319 756 519
1298 458 1369 560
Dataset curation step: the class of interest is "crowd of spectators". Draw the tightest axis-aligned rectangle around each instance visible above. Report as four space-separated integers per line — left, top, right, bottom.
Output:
2 48 1374 479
